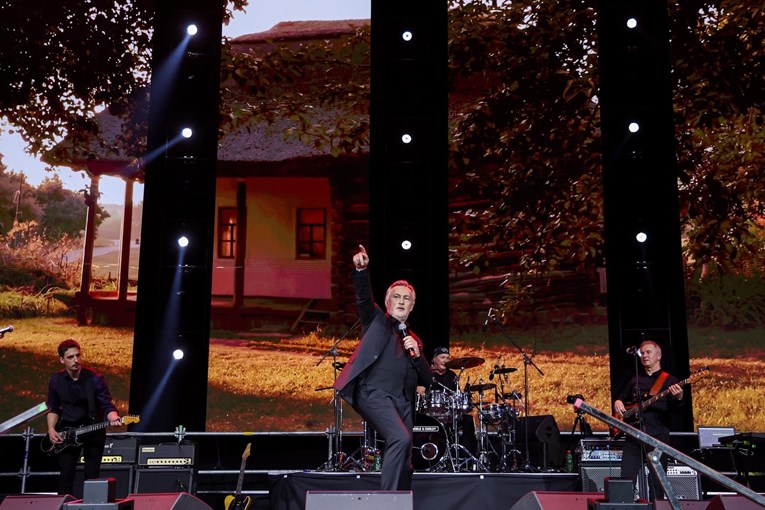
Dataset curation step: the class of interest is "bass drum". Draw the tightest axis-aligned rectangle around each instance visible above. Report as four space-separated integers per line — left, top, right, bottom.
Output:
412 413 447 471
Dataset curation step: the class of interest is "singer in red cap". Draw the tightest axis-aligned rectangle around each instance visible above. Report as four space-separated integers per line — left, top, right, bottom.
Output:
334 245 433 490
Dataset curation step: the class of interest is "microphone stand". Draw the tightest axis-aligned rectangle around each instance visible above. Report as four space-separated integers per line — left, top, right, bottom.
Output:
315 319 361 471
631 349 650 500
485 314 543 472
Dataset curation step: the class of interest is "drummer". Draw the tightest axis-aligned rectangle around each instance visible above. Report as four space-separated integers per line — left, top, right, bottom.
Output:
417 347 477 454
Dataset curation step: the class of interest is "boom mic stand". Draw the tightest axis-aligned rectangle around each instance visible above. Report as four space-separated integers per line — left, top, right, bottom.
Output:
315 319 360 471
484 310 544 472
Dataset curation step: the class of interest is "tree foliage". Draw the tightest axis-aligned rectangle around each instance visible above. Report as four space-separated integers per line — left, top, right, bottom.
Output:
0 0 763 286
0 164 105 240
447 0 765 281
0 0 247 158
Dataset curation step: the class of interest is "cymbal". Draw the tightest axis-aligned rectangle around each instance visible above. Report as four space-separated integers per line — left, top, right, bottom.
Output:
493 367 517 375
467 382 496 393
446 356 485 369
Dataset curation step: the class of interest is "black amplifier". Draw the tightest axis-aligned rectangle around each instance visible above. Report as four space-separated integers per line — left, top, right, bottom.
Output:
580 438 624 463
138 443 197 467
79 437 138 464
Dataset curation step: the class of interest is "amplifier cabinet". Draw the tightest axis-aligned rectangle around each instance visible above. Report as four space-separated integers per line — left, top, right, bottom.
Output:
580 463 622 492
133 467 196 494
666 463 701 500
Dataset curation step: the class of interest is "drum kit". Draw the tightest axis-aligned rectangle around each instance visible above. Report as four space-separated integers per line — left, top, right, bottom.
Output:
412 355 523 472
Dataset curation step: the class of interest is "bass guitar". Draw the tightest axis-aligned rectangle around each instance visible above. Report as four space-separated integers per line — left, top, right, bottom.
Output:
224 443 252 510
41 415 140 455
611 367 708 438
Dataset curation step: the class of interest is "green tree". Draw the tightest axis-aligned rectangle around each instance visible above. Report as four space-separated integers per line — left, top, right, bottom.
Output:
35 174 109 240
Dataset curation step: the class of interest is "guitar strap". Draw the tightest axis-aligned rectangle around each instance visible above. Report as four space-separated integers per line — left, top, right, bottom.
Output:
649 371 670 397
84 370 97 423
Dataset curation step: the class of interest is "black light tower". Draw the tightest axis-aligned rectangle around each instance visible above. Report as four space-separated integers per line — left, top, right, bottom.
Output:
597 1 693 430
369 0 449 349
129 3 223 432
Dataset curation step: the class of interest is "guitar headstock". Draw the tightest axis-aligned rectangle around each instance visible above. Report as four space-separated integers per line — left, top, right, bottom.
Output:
688 367 710 383
242 443 251 460
121 415 140 425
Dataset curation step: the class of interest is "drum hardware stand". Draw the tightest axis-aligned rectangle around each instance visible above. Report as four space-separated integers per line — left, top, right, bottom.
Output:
483 308 544 472
473 383 495 472
315 319 361 471
446 390 478 472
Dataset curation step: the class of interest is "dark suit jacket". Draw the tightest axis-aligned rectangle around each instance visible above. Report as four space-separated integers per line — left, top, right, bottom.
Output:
334 268 432 408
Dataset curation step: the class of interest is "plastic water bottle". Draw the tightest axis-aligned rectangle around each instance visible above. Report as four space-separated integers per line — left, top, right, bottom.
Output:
565 450 574 473
373 450 382 471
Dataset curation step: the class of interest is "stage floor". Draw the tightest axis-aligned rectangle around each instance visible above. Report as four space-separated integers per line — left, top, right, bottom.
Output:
268 471 579 510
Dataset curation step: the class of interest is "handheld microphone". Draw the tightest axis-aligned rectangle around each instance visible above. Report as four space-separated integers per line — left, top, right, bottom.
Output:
0 325 13 335
398 323 416 358
626 346 641 356
489 364 499 380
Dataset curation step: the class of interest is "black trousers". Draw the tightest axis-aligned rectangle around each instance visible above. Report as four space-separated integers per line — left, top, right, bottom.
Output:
621 433 670 501
56 429 107 496
354 385 414 491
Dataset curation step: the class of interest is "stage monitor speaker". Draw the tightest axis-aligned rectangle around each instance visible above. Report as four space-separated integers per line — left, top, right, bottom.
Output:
125 493 211 510
0 495 76 509
517 415 562 468
580 464 622 492
305 491 413 510
517 415 560 444
509 491 603 510
73 465 134 499
133 468 194 494
705 495 765 510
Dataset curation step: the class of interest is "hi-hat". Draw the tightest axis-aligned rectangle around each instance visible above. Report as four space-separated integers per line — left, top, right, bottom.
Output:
446 356 485 369
492 367 517 375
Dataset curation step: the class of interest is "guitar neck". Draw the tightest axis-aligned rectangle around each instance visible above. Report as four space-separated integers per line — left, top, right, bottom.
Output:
72 420 112 438
234 457 247 495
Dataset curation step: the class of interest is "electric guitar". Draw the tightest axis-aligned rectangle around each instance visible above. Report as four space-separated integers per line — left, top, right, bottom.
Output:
224 443 252 510
41 415 140 455
611 367 709 438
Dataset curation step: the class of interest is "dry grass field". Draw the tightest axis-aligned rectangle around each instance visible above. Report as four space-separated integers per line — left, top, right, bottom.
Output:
2 317 764 435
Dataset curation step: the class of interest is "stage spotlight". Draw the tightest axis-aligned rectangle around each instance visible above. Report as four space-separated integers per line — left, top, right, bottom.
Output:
401 240 412 250
181 127 193 138
401 133 412 144
187 24 198 36
402 30 413 42
628 122 640 133
177 236 189 248
626 17 638 29
636 232 647 243
173 349 185 360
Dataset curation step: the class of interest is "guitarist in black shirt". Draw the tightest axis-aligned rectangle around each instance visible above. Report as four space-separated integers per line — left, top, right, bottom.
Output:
46 339 122 496
613 339 683 501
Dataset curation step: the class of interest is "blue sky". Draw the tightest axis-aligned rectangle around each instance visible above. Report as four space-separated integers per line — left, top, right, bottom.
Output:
0 1 370 205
